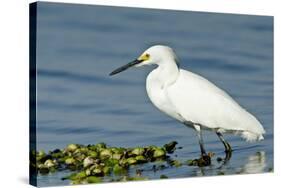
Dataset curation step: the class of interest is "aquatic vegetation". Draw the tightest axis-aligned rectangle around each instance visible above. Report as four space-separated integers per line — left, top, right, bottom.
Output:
164 141 178 153
186 152 214 167
31 141 217 184
160 174 168 179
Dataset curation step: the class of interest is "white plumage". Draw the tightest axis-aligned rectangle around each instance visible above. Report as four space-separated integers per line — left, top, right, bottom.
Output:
148 68 264 141
110 45 265 159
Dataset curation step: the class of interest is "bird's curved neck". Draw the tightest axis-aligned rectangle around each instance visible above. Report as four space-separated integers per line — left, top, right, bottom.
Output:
155 60 180 87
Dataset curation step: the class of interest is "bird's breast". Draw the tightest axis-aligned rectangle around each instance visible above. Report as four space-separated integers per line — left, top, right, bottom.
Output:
146 71 182 121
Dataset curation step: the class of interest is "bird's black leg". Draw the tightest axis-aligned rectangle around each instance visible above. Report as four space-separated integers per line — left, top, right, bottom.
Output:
194 124 211 166
197 129 207 156
216 131 232 161
216 132 232 152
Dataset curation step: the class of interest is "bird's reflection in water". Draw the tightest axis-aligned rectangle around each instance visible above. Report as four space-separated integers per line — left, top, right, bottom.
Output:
238 151 267 174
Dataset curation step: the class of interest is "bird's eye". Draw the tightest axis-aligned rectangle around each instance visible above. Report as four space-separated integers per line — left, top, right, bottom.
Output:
142 53 150 61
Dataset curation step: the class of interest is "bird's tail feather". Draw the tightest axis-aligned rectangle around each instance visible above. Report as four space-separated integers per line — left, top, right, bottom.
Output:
237 111 265 142
240 131 265 142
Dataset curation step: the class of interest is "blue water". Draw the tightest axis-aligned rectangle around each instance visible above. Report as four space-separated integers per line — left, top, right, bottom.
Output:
35 2 273 186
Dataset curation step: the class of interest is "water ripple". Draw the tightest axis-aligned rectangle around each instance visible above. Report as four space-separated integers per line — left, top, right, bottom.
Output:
38 126 101 135
38 69 137 86
189 57 260 72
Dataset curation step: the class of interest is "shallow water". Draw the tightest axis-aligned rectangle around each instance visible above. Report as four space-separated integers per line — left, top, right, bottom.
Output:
35 2 273 186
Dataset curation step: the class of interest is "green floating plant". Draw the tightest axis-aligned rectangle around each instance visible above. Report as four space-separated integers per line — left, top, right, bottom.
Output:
31 141 189 184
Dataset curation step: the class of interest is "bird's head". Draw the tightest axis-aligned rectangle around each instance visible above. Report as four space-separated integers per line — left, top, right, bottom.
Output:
109 45 178 76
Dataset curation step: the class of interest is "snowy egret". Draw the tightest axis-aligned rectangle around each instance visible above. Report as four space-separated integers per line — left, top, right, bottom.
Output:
109 45 265 164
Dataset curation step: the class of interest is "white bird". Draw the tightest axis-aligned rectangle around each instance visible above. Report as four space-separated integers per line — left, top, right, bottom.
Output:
110 45 265 164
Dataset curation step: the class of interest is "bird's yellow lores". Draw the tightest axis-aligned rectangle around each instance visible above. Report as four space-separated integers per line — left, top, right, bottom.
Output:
110 45 265 164
138 53 150 62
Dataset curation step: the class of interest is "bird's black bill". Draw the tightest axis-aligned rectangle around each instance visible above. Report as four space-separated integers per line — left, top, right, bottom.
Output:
109 59 142 76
